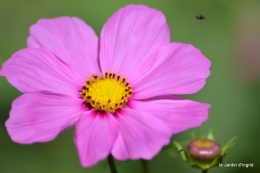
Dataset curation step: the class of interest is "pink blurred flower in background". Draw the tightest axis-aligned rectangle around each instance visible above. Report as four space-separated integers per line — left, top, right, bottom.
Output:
0 5 211 167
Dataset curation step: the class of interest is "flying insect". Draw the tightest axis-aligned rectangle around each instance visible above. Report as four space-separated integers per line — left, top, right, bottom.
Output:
196 14 205 20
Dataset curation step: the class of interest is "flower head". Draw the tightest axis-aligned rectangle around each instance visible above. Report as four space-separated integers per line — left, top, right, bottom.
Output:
0 5 211 167
172 130 237 171
188 139 221 162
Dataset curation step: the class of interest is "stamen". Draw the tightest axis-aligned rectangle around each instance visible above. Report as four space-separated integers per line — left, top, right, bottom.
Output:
80 71 133 113
92 74 98 79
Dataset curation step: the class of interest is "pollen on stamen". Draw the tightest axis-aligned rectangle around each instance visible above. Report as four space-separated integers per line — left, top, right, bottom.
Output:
80 71 133 113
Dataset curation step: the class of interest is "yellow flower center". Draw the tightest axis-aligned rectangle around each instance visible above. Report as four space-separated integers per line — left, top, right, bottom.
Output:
194 139 214 148
80 71 133 113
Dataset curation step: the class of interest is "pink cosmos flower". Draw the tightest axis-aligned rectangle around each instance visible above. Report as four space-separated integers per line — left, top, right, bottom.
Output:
0 5 211 167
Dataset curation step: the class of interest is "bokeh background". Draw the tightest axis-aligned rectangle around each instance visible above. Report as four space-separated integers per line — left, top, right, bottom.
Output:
1 0 260 173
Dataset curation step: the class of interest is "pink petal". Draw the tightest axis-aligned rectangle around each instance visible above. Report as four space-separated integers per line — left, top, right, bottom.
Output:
27 17 100 78
129 96 210 134
5 92 83 144
132 43 211 99
74 111 118 167
0 48 81 95
99 5 170 82
111 108 171 160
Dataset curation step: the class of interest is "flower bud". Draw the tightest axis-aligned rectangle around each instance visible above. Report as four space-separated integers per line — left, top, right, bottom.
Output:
169 130 236 171
188 139 221 163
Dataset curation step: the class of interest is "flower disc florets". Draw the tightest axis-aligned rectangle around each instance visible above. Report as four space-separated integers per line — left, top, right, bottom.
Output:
80 71 133 113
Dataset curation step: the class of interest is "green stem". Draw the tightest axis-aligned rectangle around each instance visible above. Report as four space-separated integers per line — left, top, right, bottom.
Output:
141 160 149 173
107 154 118 173
202 169 208 173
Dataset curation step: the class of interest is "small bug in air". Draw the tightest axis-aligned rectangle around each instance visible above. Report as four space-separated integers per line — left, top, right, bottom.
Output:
196 14 205 20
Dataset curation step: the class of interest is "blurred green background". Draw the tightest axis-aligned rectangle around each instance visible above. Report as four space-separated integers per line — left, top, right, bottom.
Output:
1 0 260 173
